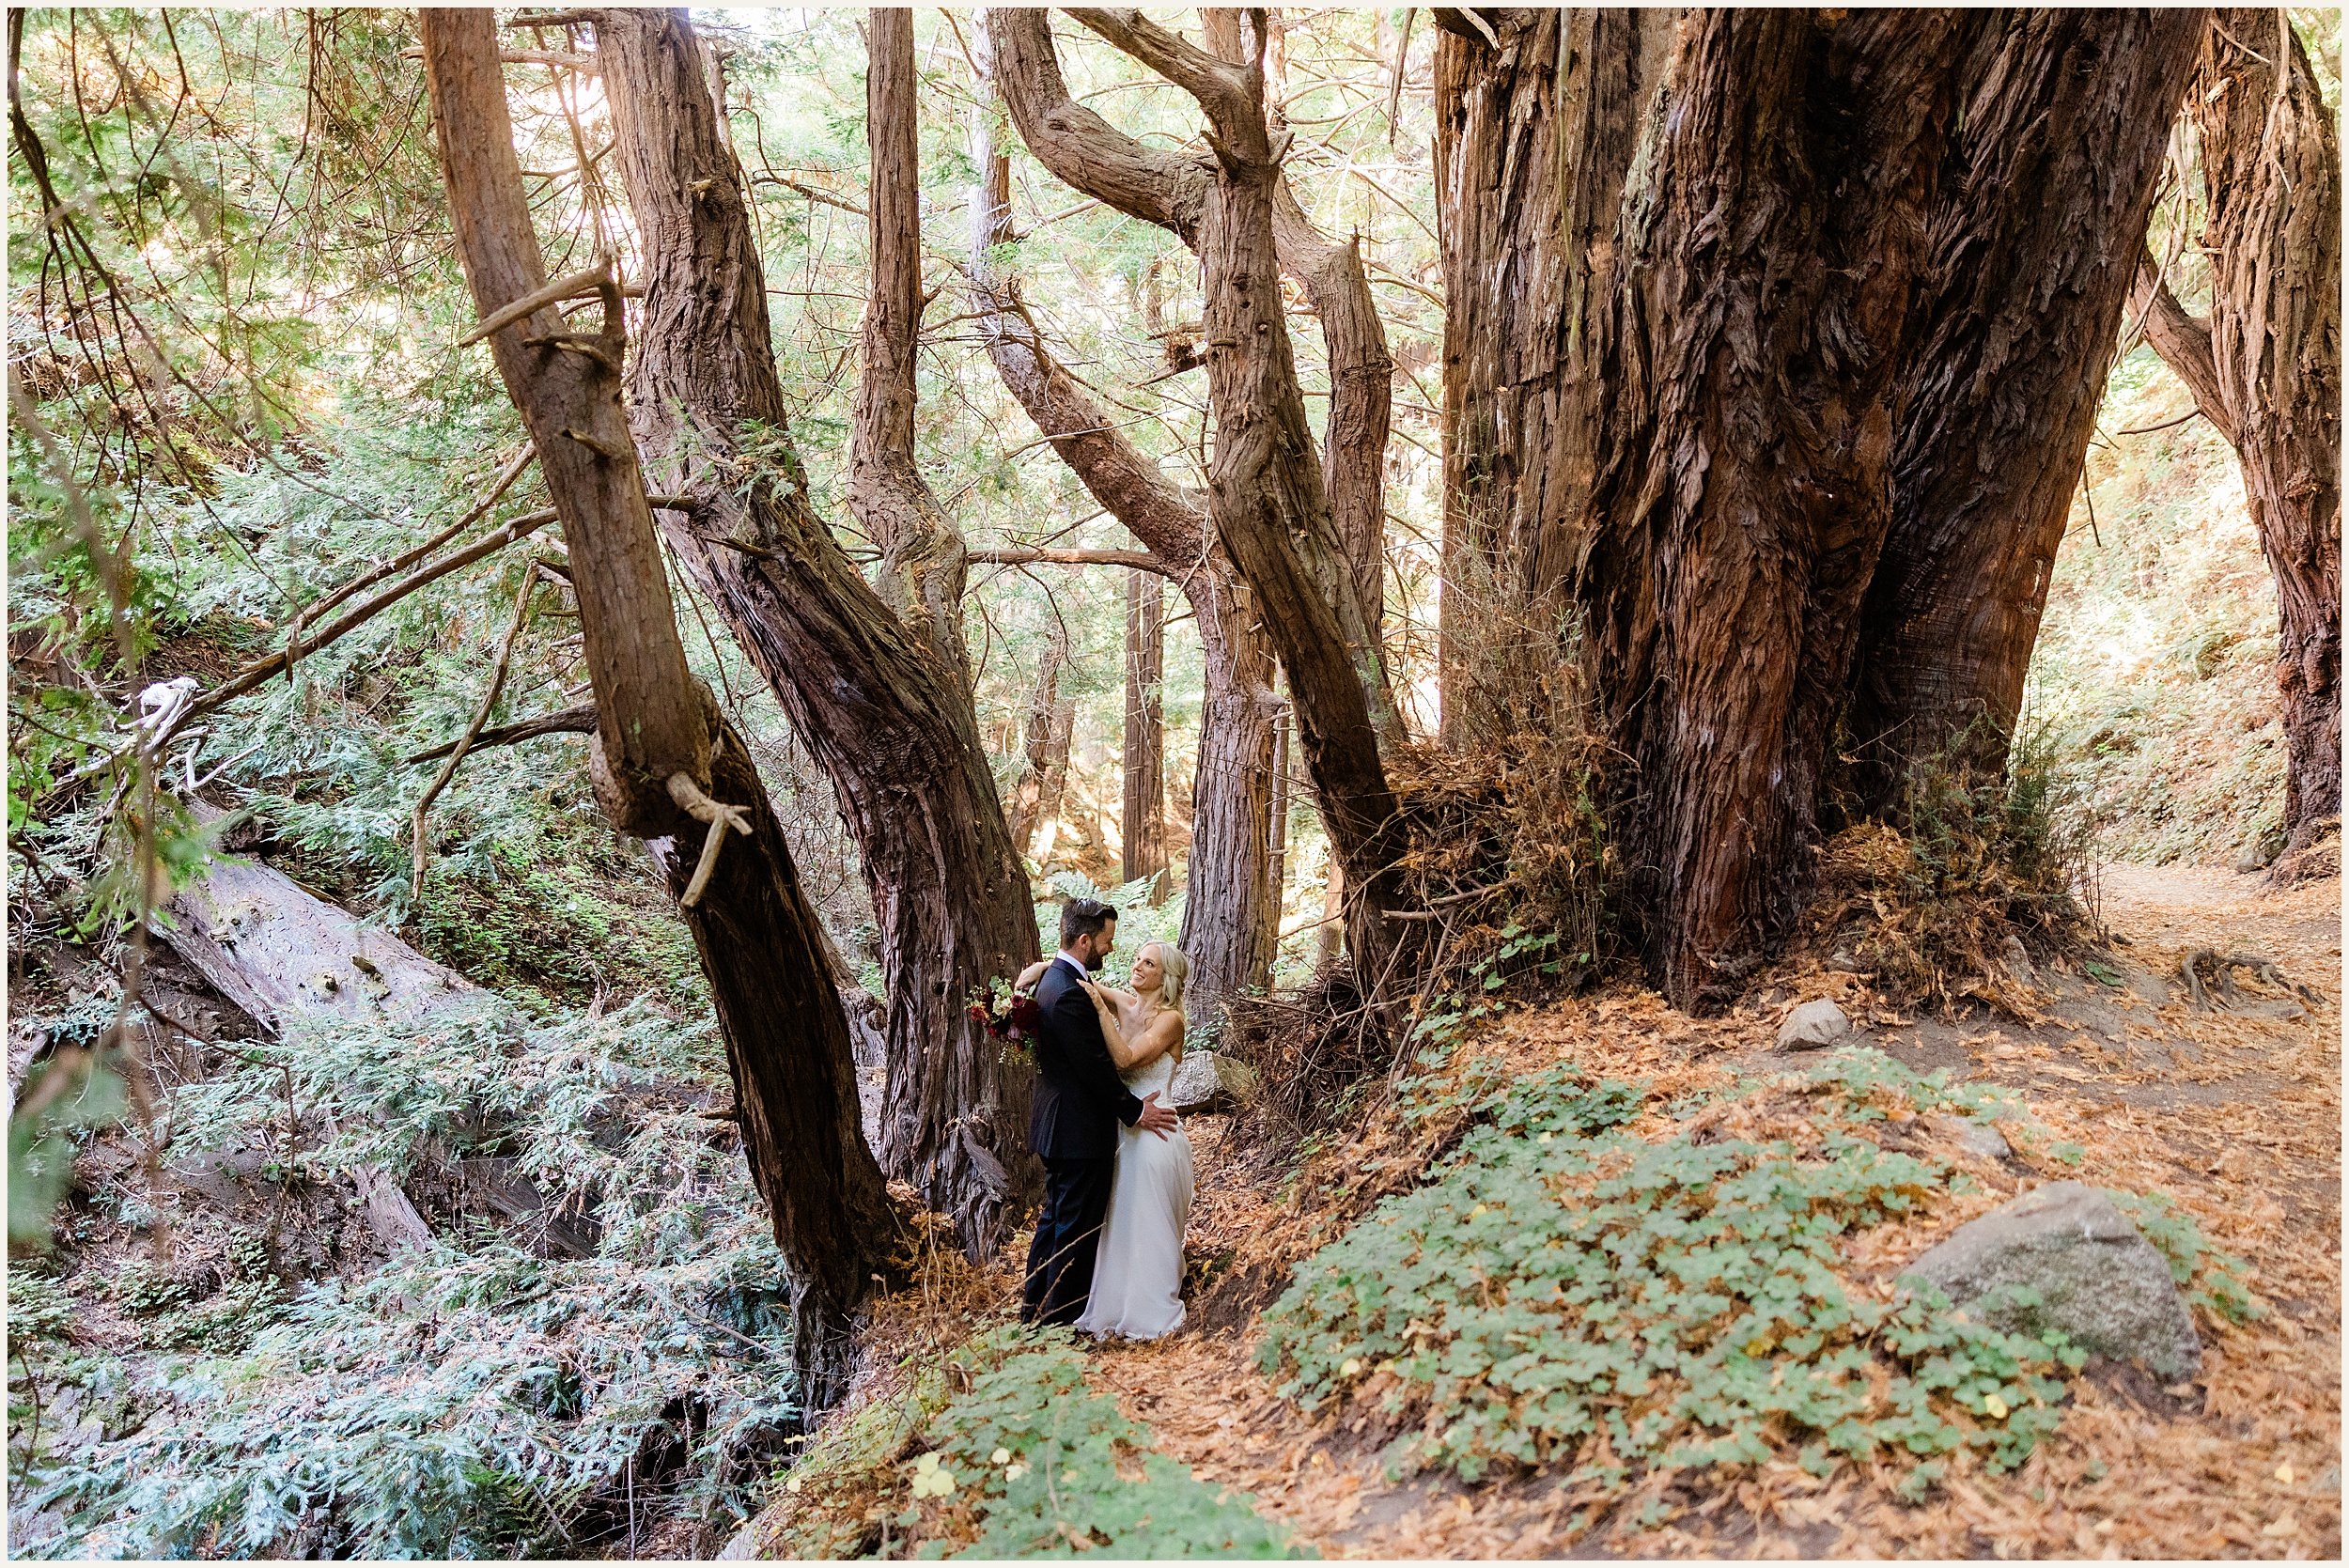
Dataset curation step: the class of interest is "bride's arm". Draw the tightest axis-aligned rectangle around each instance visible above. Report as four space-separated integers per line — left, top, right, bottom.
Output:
1014 959 1051 990
1081 984 1180 1070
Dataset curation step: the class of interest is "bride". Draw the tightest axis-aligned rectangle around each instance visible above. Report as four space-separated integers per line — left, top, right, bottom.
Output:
1019 939 1195 1340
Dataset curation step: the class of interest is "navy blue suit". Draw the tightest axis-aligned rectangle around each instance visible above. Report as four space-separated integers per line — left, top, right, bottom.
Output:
1021 956 1145 1325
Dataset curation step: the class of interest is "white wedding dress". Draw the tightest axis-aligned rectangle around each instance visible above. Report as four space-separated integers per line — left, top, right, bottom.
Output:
1076 1046 1194 1340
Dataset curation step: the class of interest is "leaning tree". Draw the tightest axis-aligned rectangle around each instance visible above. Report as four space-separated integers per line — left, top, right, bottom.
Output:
2130 9 2341 855
593 7 1042 1255
417 6 900 1415
966 23 1283 1001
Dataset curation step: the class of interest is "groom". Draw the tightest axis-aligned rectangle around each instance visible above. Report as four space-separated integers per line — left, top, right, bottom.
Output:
1021 896 1178 1327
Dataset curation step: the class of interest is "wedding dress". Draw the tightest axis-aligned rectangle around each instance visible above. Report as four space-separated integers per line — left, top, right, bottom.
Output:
1076 1046 1193 1340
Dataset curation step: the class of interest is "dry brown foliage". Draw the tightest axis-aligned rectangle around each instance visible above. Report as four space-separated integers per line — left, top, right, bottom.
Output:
1081 864 2340 1560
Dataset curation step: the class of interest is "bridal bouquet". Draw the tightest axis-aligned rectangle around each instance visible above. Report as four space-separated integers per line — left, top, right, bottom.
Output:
968 977 1043 1065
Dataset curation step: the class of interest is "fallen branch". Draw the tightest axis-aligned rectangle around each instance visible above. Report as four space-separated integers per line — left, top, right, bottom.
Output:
459 260 616 347
148 494 693 761
286 446 538 657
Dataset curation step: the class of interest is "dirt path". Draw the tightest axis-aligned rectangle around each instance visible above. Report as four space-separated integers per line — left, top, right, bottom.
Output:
1088 867 2342 1560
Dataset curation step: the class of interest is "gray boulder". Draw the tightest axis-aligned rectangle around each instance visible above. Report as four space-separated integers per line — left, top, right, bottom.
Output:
1169 1049 1257 1114
1776 999 1852 1051
1925 1114 2012 1162
1902 1181 2201 1379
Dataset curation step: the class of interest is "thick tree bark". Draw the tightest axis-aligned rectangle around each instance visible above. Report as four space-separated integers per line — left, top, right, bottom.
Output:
988 7 1406 754
1569 10 1976 1007
1841 9 2207 810
1122 569 1167 894
2133 11 2341 846
1432 8 1676 746
967 37 1280 999
419 8 897 1413
850 9 973 685
594 8 1039 1257
1053 8 1416 989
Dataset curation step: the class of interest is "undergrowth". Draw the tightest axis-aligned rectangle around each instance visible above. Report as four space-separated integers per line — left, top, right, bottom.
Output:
1809 720 2098 1015
1255 1051 2095 1498
773 1324 1299 1560
19 1000 801 1559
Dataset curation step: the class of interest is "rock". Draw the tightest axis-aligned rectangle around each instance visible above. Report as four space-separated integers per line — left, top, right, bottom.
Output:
1902 1180 2201 1379
1170 1050 1257 1114
2001 935 2037 990
1926 1114 2012 1161
1776 999 1852 1051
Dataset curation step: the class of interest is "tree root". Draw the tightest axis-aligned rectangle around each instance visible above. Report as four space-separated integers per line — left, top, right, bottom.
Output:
2179 947 2323 1010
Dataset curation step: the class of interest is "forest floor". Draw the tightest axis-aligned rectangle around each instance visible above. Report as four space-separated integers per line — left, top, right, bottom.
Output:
1050 862 2342 1560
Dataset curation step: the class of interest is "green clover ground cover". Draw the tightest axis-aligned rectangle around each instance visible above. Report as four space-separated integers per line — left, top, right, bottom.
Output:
1255 1052 2090 1495
781 1325 1301 1560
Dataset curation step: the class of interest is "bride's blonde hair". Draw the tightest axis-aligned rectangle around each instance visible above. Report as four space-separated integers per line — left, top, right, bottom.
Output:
1143 940 1190 1017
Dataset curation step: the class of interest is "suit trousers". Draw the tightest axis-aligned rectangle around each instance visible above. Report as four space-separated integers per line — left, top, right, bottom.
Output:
1022 1154 1115 1327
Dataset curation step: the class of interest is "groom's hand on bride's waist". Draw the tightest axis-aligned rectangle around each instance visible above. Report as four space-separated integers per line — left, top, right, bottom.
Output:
1135 1092 1178 1139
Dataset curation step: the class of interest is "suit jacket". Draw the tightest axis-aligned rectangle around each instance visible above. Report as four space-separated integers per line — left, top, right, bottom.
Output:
1029 956 1144 1160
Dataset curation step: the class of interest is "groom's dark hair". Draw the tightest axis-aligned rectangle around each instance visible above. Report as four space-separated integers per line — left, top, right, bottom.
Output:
1059 897 1115 949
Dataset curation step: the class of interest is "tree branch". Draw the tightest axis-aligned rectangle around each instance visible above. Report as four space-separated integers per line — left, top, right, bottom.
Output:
1064 8 1257 123
983 8 1206 244
2129 245 2237 445
967 547 1184 576
403 705 599 765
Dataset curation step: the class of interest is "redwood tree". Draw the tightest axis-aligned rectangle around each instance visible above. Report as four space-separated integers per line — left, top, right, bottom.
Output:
1842 9 2208 809
1026 8 1419 985
1123 570 1168 893
419 7 898 1413
1566 10 1978 1006
2131 11 2341 851
851 8 974 685
1439 10 2207 1007
593 7 1039 1255
1432 8 1677 746
966 30 1283 1001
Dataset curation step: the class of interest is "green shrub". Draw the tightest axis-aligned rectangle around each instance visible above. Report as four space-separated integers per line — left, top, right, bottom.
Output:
902 1327 1302 1560
1256 1055 2080 1491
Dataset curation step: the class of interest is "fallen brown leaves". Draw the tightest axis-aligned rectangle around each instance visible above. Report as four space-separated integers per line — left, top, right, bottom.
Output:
1081 867 2341 1560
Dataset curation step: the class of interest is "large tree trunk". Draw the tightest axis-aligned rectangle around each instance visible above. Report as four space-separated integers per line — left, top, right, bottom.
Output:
850 8 973 685
967 33 1281 1001
1051 9 1417 990
1840 10 2207 810
1432 8 1676 747
1567 10 1976 1008
594 8 1039 1257
1122 569 1167 895
419 8 898 1414
988 8 1405 754
2134 11 2341 848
